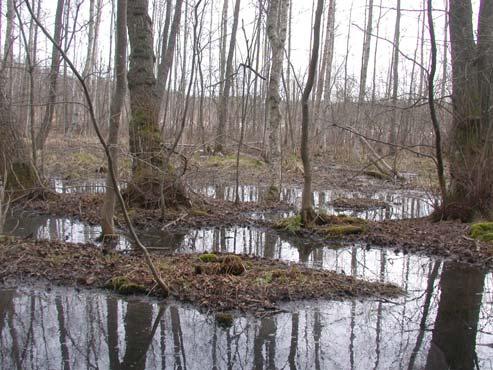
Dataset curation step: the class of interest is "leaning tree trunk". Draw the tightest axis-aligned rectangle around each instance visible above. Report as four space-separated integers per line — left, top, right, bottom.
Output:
443 0 493 220
126 0 188 209
265 0 289 200
300 0 324 225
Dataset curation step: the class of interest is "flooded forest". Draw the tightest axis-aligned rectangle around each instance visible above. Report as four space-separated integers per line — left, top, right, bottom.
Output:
0 0 492 369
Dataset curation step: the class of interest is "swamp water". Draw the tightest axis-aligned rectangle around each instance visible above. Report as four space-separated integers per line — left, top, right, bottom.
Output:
2 212 493 369
0 181 491 369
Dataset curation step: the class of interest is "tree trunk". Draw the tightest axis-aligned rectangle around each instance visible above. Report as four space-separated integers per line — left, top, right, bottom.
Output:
316 0 336 151
214 0 241 154
126 0 189 209
358 0 373 101
301 0 324 225
388 0 401 154
424 263 485 370
157 0 183 93
101 0 127 237
35 0 65 151
0 79 38 191
266 0 289 199
443 0 493 220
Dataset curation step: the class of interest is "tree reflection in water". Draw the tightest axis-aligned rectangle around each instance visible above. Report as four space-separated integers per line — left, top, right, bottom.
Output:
425 263 486 370
0 268 491 370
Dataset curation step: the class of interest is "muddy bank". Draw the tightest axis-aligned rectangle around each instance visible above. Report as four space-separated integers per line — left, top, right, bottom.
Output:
0 238 402 315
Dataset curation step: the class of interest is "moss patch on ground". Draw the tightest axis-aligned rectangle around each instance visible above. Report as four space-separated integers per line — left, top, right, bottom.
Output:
274 213 367 237
0 238 402 315
206 154 264 169
470 222 493 243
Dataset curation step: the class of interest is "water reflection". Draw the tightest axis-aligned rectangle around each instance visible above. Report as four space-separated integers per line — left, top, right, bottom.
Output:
0 260 491 370
195 184 433 221
4 214 492 368
49 179 433 221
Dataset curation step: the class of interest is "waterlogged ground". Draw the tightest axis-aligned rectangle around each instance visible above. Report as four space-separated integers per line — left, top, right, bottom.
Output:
50 178 434 221
2 211 493 369
1 179 491 369
0 254 491 369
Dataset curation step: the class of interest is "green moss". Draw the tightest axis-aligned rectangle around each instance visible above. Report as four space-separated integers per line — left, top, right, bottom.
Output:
256 272 273 285
323 225 366 236
6 162 37 190
107 276 147 295
316 213 366 226
207 154 264 168
215 312 234 328
72 151 98 166
190 209 209 217
470 222 493 243
274 215 302 233
199 253 218 263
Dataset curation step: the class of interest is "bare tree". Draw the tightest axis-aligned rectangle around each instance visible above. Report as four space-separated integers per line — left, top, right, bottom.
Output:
215 0 241 153
266 0 289 198
101 0 127 237
426 0 446 203
388 0 401 154
442 0 493 220
301 0 324 224
359 0 373 101
157 0 183 93
35 0 65 151
126 0 189 208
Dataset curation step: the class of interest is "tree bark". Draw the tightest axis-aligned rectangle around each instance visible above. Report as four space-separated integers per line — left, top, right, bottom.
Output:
388 0 401 154
157 0 183 93
426 0 447 204
214 0 241 154
35 0 65 151
301 0 324 225
101 0 127 237
0 78 38 191
266 0 289 198
443 0 493 220
126 0 188 208
359 0 373 101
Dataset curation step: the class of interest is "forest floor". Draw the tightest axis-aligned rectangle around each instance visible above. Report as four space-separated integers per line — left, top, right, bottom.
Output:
0 237 402 316
6 134 491 312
